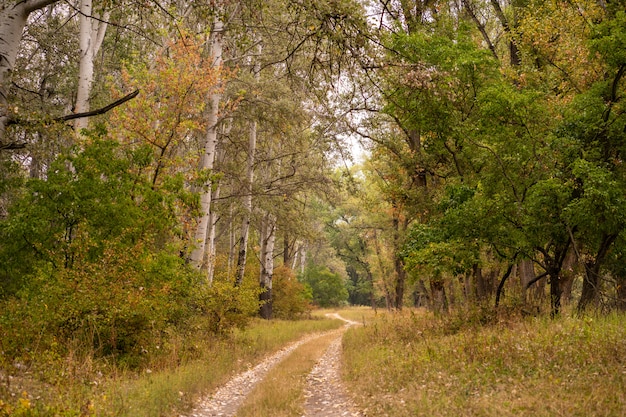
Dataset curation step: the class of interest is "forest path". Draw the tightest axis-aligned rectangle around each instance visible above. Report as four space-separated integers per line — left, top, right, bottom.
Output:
185 314 363 417
302 314 364 417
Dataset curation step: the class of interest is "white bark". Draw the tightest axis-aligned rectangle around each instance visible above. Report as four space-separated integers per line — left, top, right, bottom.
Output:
75 0 109 135
206 182 220 284
227 201 236 277
259 211 276 319
299 242 307 275
235 42 261 286
0 0 60 141
205 121 231 284
189 13 224 269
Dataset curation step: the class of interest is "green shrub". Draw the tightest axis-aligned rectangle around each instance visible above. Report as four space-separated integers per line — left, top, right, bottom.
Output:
191 273 261 334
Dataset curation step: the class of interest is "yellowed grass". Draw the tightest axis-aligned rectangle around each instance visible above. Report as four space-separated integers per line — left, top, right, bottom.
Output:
236 330 342 417
95 318 344 417
342 310 626 417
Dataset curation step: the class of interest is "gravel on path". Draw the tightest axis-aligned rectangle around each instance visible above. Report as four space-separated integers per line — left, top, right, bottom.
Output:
185 313 365 417
186 331 329 417
302 315 365 417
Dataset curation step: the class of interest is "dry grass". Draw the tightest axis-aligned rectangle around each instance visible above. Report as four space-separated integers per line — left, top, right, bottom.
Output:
342 309 626 417
236 329 342 417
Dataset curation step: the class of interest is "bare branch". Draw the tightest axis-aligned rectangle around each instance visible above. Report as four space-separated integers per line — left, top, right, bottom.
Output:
55 89 139 122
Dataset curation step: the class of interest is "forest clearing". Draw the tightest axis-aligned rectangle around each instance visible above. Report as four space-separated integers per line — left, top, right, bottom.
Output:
2 0 626 415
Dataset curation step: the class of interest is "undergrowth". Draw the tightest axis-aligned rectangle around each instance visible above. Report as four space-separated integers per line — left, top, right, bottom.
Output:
342 307 626 417
0 316 342 416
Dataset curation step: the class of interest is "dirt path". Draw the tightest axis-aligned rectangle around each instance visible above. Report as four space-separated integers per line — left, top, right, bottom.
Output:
186 314 363 417
302 315 364 417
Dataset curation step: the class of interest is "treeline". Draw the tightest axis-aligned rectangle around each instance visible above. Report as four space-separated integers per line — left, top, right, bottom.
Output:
326 0 626 316
2 0 626 384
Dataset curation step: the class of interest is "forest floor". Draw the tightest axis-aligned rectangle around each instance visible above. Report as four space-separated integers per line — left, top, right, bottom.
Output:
186 313 364 417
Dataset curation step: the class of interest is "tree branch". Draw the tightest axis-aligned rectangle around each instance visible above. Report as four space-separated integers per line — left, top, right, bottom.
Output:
23 0 60 14
0 141 26 150
525 271 549 289
56 89 139 122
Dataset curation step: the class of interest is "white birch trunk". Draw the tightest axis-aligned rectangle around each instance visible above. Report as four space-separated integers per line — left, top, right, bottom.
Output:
227 201 236 277
189 13 223 269
0 0 59 142
291 242 299 270
299 242 306 275
205 121 231 284
235 43 262 285
205 182 220 284
75 0 109 135
259 211 276 319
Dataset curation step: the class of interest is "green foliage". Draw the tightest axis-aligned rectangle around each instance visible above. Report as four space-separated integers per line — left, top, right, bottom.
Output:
299 265 348 307
191 275 261 335
0 138 255 373
272 266 313 320
590 11 626 68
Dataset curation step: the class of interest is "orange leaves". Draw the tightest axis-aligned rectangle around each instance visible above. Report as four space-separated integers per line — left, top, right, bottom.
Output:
108 32 225 186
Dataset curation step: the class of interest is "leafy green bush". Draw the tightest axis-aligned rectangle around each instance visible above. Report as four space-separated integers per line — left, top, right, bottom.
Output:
0 139 247 371
191 275 261 335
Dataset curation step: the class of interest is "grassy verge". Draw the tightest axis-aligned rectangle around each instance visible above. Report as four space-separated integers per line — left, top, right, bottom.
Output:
1 317 343 417
236 330 342 417
342 309 626 417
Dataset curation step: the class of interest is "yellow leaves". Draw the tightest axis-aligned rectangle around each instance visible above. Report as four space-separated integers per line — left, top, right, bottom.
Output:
516 0 606 96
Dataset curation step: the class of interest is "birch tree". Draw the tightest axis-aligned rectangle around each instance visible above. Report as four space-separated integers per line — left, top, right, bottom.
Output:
189 11 224 270
74 0 109 135
235 41 261 286
0 0 60 147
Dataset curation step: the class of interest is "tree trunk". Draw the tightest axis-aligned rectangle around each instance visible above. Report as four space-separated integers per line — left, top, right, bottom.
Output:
298 242 306 274
236 44 261 285
392 210 407 310
75 0 109 136
189 13 223 269
489 0 521 66
430 278 448 314
559 248 577 306
0 0 60 142
259 212 276 319
227 201 236 277
549 270 562 317
577 233 618 312
415 278 429 308
205 182 221 285
394 254 405 310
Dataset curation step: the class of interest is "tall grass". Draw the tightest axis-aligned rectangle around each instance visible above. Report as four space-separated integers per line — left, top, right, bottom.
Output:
342 309 626 417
